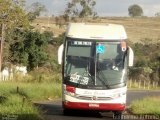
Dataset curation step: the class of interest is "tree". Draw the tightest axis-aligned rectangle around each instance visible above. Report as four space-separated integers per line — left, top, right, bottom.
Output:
12 0 26 7
24 31 48 70
0 0 29 30
10 30 49 70
155 12 160 17
27 2 47 21
9 29 28 65
0 0 29 65
128 4 143 17
64 0 97 21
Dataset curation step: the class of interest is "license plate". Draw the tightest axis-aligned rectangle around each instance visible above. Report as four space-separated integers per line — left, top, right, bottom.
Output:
89 103 99 107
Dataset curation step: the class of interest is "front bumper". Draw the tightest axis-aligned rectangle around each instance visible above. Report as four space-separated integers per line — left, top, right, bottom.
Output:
63 101 125 111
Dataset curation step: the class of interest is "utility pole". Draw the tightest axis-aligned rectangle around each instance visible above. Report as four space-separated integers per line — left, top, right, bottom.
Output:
0 23 5 80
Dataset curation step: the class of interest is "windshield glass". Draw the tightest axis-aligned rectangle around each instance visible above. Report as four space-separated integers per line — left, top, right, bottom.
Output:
64 39 127 89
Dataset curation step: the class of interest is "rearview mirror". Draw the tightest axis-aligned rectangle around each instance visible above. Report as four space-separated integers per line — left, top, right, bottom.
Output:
128 46 134 67
58 44 64 65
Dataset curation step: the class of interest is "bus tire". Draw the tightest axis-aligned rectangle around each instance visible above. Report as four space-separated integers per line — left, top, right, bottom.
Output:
63 108 72 116
113 111 122 120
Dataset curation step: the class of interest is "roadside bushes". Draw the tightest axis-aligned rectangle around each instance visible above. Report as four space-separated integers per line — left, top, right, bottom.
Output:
129 39 160 86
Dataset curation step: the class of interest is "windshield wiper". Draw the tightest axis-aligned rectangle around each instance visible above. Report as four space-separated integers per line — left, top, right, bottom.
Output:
97 69 126 89
97 70 110 89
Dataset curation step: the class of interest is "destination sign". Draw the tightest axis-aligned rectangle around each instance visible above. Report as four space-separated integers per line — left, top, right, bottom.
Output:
71 41 92 46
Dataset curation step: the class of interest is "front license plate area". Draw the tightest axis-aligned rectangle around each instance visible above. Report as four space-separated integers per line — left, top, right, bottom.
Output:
89 103 99 107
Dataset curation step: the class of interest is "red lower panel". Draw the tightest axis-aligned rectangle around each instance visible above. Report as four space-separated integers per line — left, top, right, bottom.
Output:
63 101 125 111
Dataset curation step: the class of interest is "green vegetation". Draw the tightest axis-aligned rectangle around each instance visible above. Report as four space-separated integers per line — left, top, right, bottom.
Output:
129 41 160 89
0 1 61 119
0 68 62 119
0 82 61 101
0 0 54 72
0 0 160 119
0 0 29 29
10 30 49 70
130 96 160 116
0 94 40 118
0 80 61 120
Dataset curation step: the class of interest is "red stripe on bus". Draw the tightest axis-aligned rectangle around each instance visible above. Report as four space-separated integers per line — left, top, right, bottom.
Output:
63 101 125 111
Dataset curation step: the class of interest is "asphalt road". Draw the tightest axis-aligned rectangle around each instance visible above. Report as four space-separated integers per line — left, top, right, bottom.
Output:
35 90 160 120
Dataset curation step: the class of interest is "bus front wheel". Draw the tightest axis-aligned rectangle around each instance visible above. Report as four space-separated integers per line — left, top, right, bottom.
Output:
113 111 122 120
63 108 72 116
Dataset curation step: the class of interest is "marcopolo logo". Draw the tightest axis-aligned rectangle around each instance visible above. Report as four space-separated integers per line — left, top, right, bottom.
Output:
92 96 97 100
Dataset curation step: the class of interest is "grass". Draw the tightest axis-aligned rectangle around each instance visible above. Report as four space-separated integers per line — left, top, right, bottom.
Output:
0 94 41 120
130 96 160 116
0 81 62 120
0 94 38 114
0 82 62 101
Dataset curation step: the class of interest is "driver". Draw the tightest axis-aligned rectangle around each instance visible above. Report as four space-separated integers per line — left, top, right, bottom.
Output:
112 44 125 71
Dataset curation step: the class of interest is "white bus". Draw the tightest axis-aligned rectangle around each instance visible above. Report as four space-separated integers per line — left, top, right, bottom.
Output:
58 23 134 118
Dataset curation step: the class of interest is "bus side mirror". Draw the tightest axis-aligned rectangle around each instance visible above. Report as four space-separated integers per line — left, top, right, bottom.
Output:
128 46 134 67
58 44 64 65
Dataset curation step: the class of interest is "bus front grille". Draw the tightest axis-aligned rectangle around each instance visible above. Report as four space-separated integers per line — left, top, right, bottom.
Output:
76 95 113 101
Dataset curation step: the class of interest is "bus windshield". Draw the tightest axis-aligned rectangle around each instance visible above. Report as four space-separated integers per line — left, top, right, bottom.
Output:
64 39 127 89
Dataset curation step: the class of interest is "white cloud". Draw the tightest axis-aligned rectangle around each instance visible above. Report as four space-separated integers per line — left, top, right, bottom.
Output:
142 4 160 16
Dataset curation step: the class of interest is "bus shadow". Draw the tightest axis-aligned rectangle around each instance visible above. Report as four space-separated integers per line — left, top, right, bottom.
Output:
63 110 103 118
34 102 113 119
34 102 63 115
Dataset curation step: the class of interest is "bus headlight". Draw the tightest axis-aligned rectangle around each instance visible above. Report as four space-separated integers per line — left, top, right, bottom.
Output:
65 85 76 97
111 92 126 99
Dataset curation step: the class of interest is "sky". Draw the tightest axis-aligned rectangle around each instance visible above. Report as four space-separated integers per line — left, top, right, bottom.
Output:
26 0 160 17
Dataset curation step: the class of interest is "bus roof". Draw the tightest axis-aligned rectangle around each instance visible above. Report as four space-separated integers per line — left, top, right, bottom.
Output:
66 23 127 40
